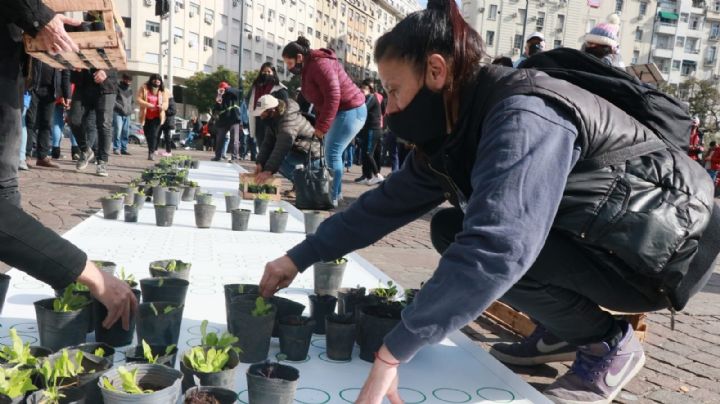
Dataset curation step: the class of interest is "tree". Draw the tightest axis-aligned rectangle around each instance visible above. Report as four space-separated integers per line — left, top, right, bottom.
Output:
282 75 302 99
184 66 239 114
659 78 720 137
241 70 259 98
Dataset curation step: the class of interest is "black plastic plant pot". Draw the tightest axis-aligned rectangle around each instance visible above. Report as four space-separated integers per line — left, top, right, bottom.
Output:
149 259 192 281
326 313 357 361
91 21 105 31
278 316 316 361
46 349 112 403
228 299 276 363
133 192 146 208
125 344 178 367
269 211 289 233
313 260 348 297
223 284 259 333
231 209 252 231
253 198 269 215
0 393 22 404
337 287 367 316
194 204 216 229
303 211 324 235
140 277 189 305
100 363 183 404
225 194 240 212
404 288 420 305
246 362 299 404
124 204 139 222
196 193 213 205
358 304 403 363
154 205 175 227
33 298 91 351
165 188 181 208
180 348 240 393
308 295 337 335
101 198 123 220
136 302 185 347
94 289 141 347
182 185 198 201
152 186 167 205
191 160 200 169
68 342 116 364
184 386 239 404
270 297 306 338
27 386 85 404
0 273 10 315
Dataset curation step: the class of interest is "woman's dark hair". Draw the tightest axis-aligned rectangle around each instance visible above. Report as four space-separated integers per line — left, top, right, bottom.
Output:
252 62 281 87
492 57 513 67
360 79 375 93
374 0 484 86
282 36 312 59
146 74 165 91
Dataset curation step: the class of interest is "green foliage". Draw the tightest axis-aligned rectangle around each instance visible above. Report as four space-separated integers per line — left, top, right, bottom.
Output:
372 281 398 301
282 75 302 98
0 329 40 367
119 267 136 286
37 349 86 397
52 287 89 312
67 282 89 293
101 367 153 394
149 303 177 316
256 193 271 201
185 66 240 114
141 340 176 364
184 346 232 373
275 208 286 214
152 259 190 273
242 70 260 96
251 297 273 317
188 181 199 187
107 192 126 200
199 320 239 349
660 77 720 136
94 348 105 357
0 366 37 398
330 258 348 265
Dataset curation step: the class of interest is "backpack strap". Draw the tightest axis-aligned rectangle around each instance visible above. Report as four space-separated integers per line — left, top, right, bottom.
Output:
573 139 667 172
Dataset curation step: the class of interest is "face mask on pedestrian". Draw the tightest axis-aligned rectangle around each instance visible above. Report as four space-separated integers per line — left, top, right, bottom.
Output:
386 84 447 146
150 81 160 89
260 74 274 85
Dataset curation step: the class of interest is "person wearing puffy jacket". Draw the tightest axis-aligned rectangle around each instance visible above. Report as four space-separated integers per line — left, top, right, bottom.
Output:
282 36 367 206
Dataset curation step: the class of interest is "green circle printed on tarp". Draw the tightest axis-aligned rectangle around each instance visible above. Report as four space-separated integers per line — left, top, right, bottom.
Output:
432 388 472 403
187 323 220 335
310 338 326 349
398 387 427 403
276 352 310 363
476 387 515 403
237 389 248 404
318 351 351 363
339 388 361 403
294 387 331 404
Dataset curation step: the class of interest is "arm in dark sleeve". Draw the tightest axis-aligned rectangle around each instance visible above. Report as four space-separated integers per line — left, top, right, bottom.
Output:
256 126 274 168
263 125 295 174
383 95 580 362
0 199 87 290
286 151 446 271
1 0 55 36
273 88 289 104
311 63 340 134
60 69 71 100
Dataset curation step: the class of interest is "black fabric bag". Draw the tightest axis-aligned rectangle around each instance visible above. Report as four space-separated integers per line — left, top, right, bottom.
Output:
294 139 334 210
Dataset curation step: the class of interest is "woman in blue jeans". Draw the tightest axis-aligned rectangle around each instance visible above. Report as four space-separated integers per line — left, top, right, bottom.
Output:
282 36 367 206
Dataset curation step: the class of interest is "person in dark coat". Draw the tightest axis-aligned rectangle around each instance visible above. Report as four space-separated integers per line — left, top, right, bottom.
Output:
159 97 176 156
354 79 384 186
247 62 289 150
212 81 243 161
28 60 70 168
112 73 133 155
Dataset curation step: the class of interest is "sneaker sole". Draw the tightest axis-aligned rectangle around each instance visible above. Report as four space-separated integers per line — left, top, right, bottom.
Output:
76 163 89 171
489 347 577 366
546 352 646 404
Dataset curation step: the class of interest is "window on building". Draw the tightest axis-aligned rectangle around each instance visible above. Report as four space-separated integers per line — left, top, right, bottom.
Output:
672 60 681 70
204 8 214 24
513 34 523 50
706 46 717 64
553 39 562 48
243 48 251 61
488 4 498 20
299 23 305 33
232 18 241 34
323 34 329 42
218 41 226 52
639 1 647 16
309 6 314 18
258 4 265 17
586 19 596 33
144 52 159 63
340 22 345 32
615 0 623 13
255 52 262 63
315 30 321 39
269 9 276 20
257 28 264 40
244 23 252 33
279 36 285 46
266 56 273 63
173 27 184 39
341 3 346 15
486 30 495 46
204 36 213 47
173 57 182 67
145 21 160 33
307 26 313 35
334 18 338 27
681 60 696 76
557 14 565 30
632 50 639 64
680 13 688 23
204 65 213 73
518 9 526 23
635 27 643 41
676 36 685 48
715 0 720 11
685 37 699 53
188 32 199 47
189 2 199 16
536 11 545 30
656 58 669 74
188 61 198 71
268 33 275 49
289 18 296 31
221 14 228 27
689 15 702 30
712 22 720 38
231 45 239 55
279 14 286 25
656 34 672 49
299 1 305 13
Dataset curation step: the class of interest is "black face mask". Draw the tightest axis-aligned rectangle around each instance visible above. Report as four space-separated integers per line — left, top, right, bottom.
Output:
289 62 303 75
120 81 130 89
259 74 274 85
386 86 447 146
150 83 160 89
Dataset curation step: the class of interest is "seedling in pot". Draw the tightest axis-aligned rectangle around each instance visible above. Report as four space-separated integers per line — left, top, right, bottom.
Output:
332 258 348 265
119 266 137 288
106 192 126 200
53 287 89 312
149 303 177 316
0 329 40 367
256 193 271 201
151 259 189 273
66 282 89 293
199 320 238 349
371 281 398 301
257 355 287 378
101 366 152 394
275 208 285 213
184 346 234 373
35 349 86 400
94 347 105 357
141 340 176 364
0 366 37 399
251 297 273 317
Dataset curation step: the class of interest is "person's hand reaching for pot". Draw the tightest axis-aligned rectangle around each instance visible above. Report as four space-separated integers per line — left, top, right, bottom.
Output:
259 255 299 298
76 261 138 330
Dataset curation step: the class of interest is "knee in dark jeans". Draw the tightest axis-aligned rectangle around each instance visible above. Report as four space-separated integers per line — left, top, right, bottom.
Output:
430 207 464 255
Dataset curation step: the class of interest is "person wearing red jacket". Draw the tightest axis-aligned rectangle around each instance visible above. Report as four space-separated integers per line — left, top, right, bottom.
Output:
704 141 720 182
689 117 704 162
282 36 368 206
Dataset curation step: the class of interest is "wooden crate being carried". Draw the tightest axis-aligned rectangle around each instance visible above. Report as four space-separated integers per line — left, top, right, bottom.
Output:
23 0 127 71
239 174 282 201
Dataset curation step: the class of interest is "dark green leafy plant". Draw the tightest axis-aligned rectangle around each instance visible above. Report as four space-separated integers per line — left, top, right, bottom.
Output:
199 320 238 349
372 281 398 301
141 340 176 364
52 287 89 312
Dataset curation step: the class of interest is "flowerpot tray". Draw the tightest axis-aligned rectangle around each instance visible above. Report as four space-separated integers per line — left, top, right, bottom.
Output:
239 174 282 201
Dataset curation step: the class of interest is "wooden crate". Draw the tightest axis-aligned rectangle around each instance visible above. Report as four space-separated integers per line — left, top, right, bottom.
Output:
483 301 648 342
23 0 127 70
239 174 282 201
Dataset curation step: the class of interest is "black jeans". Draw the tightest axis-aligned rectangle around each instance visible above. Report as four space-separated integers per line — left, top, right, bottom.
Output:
430 207 667 345
143 118 162 154
160 125 173 153
69 93 115 163
360 129 380 178
31 89 55 159
0 69 23 206
254 117 266 150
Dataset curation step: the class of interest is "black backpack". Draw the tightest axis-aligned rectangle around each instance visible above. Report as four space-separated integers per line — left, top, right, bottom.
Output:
521 48 691 154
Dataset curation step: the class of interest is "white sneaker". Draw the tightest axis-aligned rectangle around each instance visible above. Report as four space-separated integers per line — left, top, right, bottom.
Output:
367 175 384 185
357 178 369 185
332 199 338 208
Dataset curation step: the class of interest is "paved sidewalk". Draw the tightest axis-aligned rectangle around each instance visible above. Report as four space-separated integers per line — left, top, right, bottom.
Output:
16 147 720 403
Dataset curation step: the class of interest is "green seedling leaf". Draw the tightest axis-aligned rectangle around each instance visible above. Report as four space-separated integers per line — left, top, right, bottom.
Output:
0 329 39 367
184 347 231 373
52 287 89 312
94 348 105 357
199 320 239 349
0 366 37 398
141 340 157 364
251 297 273 317
149 303 159 317
163 305 176 315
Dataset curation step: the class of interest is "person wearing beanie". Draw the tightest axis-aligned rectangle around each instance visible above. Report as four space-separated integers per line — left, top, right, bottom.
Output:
583 14 625 67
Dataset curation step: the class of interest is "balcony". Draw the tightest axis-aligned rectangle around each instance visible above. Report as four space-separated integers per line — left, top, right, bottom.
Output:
656 23 678 34
707 5 720 19
653 47 674 59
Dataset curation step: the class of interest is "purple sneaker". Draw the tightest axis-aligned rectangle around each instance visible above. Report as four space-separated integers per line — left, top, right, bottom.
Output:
489 324 577 366
544 321 645 404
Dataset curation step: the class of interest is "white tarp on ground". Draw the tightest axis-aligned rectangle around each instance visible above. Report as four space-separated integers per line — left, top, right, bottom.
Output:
0 161 550 403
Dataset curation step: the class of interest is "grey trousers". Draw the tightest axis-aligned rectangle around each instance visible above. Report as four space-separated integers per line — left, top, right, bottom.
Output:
0 69 23 206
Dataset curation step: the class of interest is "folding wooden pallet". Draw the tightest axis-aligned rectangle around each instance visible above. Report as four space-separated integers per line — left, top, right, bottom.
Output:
483 301 648 342
23 0 127 70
